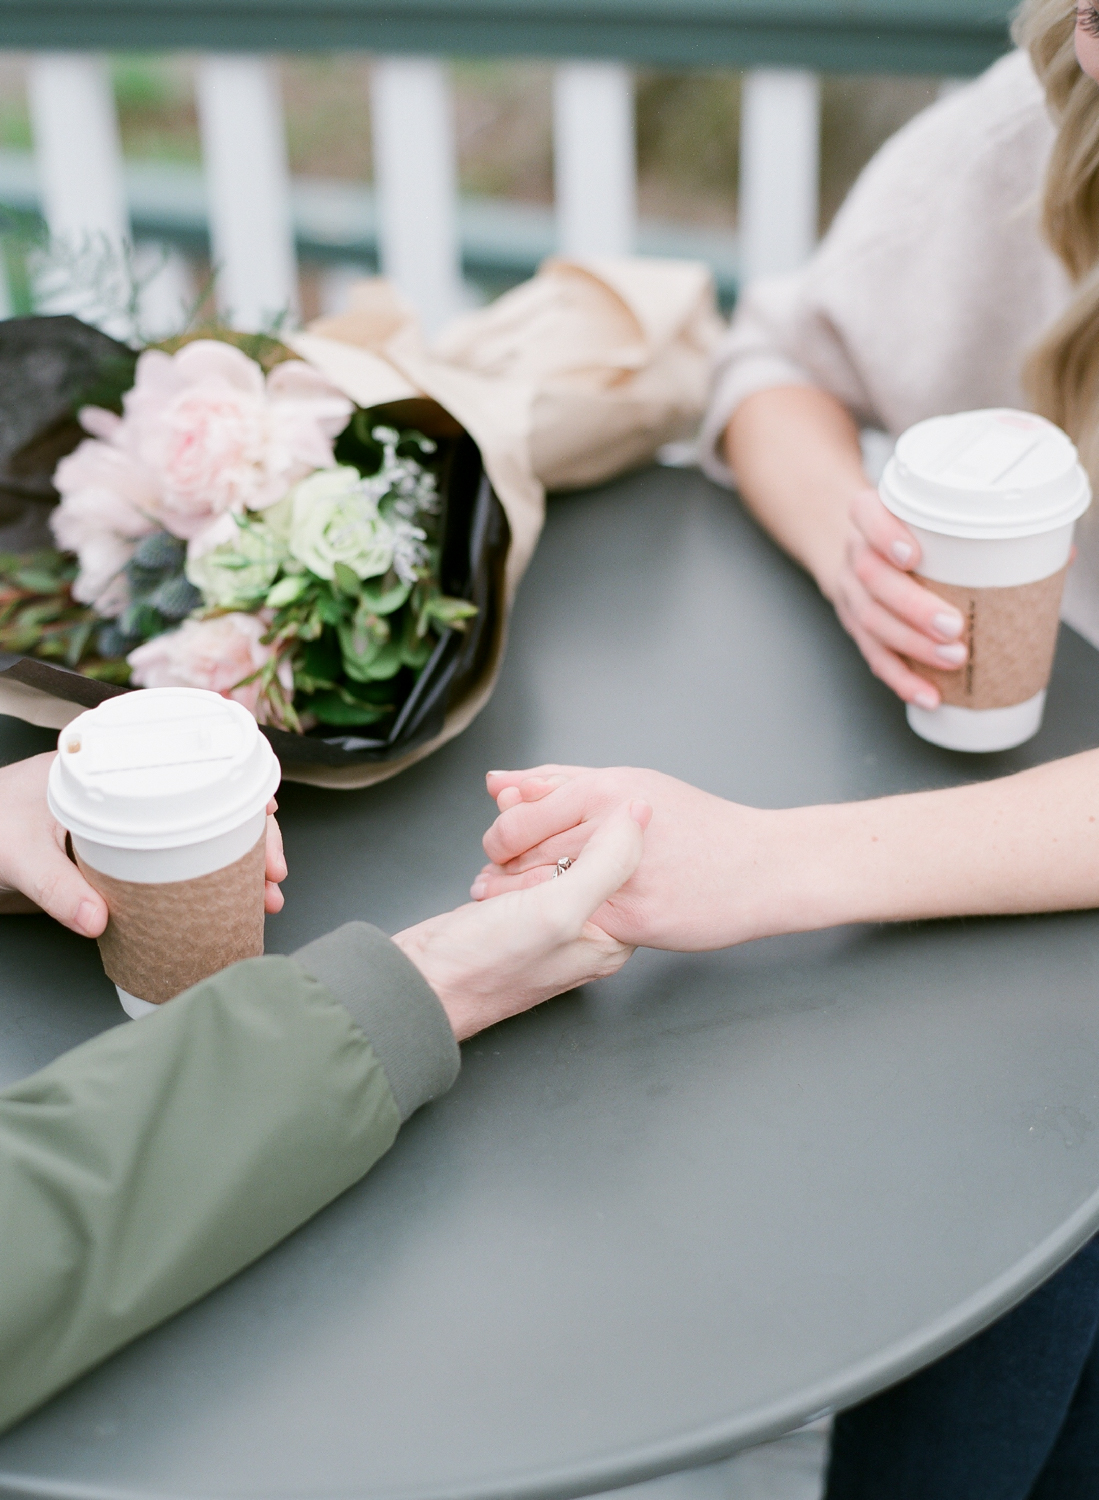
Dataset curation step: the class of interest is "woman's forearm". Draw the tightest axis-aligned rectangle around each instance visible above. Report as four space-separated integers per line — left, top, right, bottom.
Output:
725 385 868 597
745 750 1099 940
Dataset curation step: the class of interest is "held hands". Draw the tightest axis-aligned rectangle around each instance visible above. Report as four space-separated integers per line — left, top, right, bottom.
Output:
393 801 650 1041
0 752 288 935
830 487 966 709
473 766 753 952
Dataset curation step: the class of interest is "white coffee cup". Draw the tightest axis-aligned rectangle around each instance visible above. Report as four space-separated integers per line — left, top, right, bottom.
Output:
879 408 1092 752
48 687 281 1018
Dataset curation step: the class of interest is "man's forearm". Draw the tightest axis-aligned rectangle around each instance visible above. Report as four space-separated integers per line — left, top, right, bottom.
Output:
0 925 459 1435
725 385 868 596
740 750 1099 942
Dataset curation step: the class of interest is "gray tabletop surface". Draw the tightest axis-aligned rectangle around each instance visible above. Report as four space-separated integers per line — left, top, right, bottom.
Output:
2 465 1099 1500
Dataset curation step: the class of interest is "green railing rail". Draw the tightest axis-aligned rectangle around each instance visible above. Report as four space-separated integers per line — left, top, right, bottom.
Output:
0 1 1016 75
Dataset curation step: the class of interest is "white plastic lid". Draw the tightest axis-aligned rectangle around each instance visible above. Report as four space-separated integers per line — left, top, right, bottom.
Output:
48 687 281 849
880 408 1091 539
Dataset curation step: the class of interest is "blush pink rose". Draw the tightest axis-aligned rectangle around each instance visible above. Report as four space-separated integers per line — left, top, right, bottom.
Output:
127 613 293 724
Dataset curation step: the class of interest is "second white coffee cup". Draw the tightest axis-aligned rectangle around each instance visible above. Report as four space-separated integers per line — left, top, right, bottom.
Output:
880 408 1091 752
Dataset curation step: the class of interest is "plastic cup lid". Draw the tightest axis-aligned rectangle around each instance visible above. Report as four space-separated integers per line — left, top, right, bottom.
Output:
47 687 281 849
880 408 1092 539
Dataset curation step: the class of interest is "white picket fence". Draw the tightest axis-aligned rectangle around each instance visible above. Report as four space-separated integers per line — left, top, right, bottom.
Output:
23 52 821 334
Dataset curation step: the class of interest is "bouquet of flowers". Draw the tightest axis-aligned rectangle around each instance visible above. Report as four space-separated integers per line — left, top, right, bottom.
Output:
0 327 489 745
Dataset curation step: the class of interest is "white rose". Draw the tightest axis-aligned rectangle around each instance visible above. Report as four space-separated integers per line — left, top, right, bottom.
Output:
287 466 394 581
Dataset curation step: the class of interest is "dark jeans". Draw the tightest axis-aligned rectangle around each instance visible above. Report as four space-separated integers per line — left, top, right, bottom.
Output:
824 1234 1099 1500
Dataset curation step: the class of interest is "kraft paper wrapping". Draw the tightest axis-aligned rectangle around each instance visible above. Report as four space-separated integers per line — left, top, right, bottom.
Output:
907 567 1069 710
428 257 724 491
75 834 266 1005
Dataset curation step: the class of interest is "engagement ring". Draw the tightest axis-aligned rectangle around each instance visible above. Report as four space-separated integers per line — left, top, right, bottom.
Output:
553 857 573 879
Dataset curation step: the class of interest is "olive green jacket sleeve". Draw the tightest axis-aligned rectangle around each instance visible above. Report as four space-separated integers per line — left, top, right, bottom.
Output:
0 922 459 1435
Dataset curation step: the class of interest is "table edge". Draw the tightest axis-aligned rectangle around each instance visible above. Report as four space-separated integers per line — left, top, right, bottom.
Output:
2 1182 1097 1500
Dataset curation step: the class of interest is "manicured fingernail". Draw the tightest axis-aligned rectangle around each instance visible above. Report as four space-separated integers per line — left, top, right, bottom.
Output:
630 800 652 827
890 541 914 565
470 879 487 900
934 642 967 666
932 610 964 640
913 690 938 711
75 900 100 936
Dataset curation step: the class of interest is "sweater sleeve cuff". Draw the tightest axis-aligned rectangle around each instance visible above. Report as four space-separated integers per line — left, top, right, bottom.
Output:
291 923 460 1121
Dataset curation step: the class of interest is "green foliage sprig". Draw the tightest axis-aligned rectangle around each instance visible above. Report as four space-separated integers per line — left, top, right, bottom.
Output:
0 551 129 682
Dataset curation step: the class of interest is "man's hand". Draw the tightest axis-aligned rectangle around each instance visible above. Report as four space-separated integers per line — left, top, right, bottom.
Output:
473 766 754 952
393 801 650 1040
0 753 288 934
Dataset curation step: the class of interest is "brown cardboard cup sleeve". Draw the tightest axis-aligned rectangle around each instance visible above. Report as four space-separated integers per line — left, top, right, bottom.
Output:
904 566 1069 711
75 834 266 1005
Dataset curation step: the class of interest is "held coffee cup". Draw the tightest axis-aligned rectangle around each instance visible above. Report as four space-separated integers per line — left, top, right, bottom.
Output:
48 686 281 1019
879 408 1092 752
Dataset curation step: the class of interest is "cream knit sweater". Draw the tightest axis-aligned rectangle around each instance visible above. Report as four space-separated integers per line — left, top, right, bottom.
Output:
700 50 1099 648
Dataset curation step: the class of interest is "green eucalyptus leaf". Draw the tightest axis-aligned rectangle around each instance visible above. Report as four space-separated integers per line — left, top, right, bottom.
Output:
82 660 133 684
13 569 64 594
266 574 309 608
333 560 363 597
119 602 164 641
359 575 412 614
20 599 69 626
399 632 433 670
315 592 345 626
425 594 479 626
353 600 390 643
302 632 342 681
0 623 40 651
64 618 96 668
307 689 392 726
348 638 403 681
337 619 381 681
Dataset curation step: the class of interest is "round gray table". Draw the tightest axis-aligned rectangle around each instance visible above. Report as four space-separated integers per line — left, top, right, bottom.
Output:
2 466 1099 1500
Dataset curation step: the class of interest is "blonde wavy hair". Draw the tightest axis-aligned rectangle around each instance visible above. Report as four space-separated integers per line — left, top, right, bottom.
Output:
1016 0 1099 480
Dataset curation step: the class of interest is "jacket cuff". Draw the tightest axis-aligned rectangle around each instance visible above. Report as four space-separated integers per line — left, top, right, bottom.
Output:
291 923 460 1121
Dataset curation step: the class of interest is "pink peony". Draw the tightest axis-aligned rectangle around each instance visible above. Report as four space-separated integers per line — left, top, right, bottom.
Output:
51 438 161 614
117 341 352 538
50 339 352 615
127 613 293 724
67 532 135 617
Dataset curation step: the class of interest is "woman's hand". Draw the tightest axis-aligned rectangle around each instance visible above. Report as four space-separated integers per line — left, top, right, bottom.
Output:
830 487 967 709
472 766 755 952
723 388 967 710
393 801 650 1040
0 753 289 932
